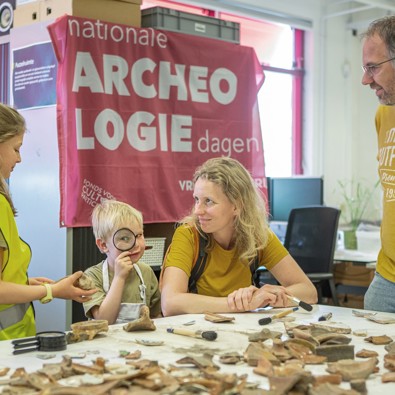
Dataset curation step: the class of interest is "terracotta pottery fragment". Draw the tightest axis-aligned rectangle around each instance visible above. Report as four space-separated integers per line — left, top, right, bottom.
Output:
268 373 303 394
252 356 274 377
271 339 292 362
350 379 367 394
244 342 280 367
385 342 395 354
69 319 109 341
0 367 10 377
204 312 235 323
309 382 360 395
302 354 327 364
123 306 156 332
353 329 368 337
248 328 282 342
384 353 395 371
382 371 395 382
316 344 355 362
355 348 379 358
311 321 352 334
312 374 342 386
292 327 320 346
364 335 393 345
326 357 378 381
73 273 95 290
176 355 219 370
315 333 352 345
219 352 243 364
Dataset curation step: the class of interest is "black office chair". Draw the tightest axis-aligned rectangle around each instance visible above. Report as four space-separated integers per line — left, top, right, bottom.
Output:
284 206 341 306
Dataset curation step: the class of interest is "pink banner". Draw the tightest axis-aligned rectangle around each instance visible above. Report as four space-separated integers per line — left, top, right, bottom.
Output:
48 15 266 227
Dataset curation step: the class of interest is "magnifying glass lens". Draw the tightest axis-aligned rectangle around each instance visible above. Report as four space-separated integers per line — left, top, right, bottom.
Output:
113 228 136 251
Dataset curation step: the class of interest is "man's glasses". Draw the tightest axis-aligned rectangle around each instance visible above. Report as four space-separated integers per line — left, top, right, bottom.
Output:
362 57 395 77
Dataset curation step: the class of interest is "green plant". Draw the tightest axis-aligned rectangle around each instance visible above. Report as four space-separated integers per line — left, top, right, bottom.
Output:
337 179 379 230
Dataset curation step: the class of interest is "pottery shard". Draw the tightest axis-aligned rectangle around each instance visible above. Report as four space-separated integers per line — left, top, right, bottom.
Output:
70 319 109 341
355 348 379 358
309 382 360 395
364 335 393 345
313 374 342 386
316 344 355 362
73 273 95 290
326 357 378 381
384 353 395 371
311 321 352 334
123 305 156 332
382 372 395 382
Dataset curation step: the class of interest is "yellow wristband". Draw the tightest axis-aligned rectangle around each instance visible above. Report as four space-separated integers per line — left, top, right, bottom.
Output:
40 283 53 304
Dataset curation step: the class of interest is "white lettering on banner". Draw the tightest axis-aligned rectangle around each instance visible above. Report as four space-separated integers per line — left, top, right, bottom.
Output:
178 178 266 191
81 179 115 208
76 109 192 152
197 130 259 156
179 180 194 191
72 52 237 104
68 19 168 48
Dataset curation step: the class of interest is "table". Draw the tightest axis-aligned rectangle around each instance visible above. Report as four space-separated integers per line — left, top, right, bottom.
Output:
1 305 395 393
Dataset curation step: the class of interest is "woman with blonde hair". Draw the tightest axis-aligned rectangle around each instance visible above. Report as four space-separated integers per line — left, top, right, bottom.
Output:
160 156 317 316
0 103 96 340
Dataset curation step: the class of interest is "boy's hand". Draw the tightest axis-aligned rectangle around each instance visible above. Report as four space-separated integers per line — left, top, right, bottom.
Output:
114 251 134 279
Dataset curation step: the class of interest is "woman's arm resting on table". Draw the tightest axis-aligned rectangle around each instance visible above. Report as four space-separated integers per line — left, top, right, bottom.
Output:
161 266 277 316
257 254 318 308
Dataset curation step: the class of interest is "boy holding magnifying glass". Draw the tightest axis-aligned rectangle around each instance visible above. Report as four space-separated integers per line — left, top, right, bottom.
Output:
82 200 161 324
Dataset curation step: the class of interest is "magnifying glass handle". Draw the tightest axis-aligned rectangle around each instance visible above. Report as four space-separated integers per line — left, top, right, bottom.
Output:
12 336 37 345
13 341 39 349
13 346 40 355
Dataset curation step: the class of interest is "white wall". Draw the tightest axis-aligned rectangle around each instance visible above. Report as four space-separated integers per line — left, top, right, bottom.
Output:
9 22 69 332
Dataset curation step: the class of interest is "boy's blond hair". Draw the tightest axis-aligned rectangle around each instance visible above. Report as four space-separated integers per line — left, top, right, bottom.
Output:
92 199 143 241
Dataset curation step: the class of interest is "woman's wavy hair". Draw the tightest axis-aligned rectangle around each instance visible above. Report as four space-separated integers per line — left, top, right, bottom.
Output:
0 103 26 215
179 157 270 263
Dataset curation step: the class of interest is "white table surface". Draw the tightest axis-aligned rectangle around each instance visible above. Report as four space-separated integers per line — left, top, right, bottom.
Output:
1 305 395 393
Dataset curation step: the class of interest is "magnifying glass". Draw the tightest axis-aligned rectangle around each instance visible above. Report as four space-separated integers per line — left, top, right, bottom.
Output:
113 228 137 251
12 331 67 355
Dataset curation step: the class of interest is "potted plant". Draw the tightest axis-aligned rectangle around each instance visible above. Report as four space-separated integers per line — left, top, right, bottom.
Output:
337 179 379 249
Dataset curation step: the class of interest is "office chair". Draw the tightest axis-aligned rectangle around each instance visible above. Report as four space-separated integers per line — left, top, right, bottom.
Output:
284 206 341 306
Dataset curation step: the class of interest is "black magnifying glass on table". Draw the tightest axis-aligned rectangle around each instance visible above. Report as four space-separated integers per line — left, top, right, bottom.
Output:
12 331 67 355
112 228 152 252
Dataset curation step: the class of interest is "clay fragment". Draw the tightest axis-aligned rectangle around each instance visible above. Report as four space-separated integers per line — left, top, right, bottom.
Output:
123 305 156 332
311 321 352 334
355 348 379 358
316 344 355 362
248 328 282 342
0 367 10 377
176 354 219 370
309 382 360 395
253 356 274 377
350 379 367 394
219 352 243 364
384 353 395 371
313 374 342 386
385 342 395 354
204 312 235 323
123 350 142 360
302 354 327 364
73 273 95 290
70 319 109 341
382 371 395 382
326 357 378 381
244 342 280 367
315 333 352 345
364 335 393 345
353 329 368 337
268 373 303 394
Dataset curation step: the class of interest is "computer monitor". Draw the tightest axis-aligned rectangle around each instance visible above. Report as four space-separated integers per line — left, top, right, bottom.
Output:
267 176 324 222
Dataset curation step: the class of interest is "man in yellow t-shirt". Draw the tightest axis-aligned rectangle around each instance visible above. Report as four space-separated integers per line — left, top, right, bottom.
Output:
361 16 395 312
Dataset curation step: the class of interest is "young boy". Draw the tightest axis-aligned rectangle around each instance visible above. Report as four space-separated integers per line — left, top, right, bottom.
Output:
83 200 161 324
